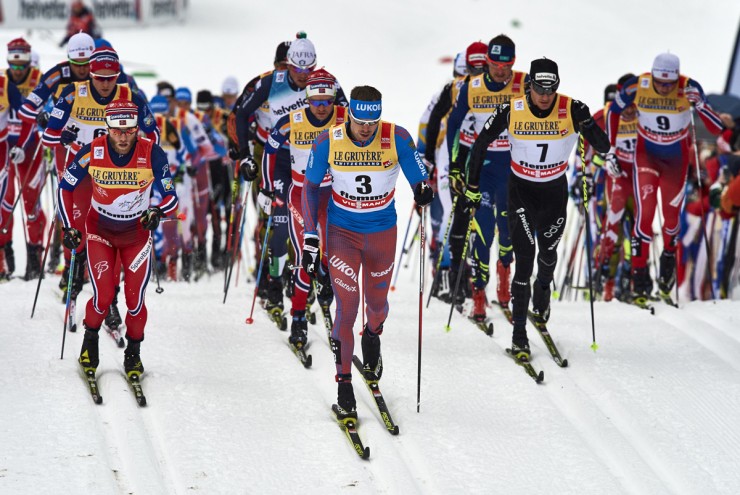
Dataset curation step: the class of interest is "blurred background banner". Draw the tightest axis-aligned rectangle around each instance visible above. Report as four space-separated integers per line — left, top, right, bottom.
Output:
0 0 187 27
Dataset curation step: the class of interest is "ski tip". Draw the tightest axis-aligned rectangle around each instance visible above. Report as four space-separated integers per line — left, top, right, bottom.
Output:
561 359 569 368
138 397 147 407
304 355 313 368
536 371 545 384
95 396 103 405
362 447 370 459
390 426 400 436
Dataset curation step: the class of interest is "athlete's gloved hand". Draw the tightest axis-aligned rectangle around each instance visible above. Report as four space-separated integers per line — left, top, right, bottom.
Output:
185 163 197 177
36 111 50 129
62 228 82 250
603 147 624 179
685 86 704 107
571 99 592 126
60 124 80 147
449 165 465 197
464 185 482 209
140 207 164 231
239 154 258 181
9 146 25 164
414 181 434 208
301 233 321 279
228 143 240 161
257 189 274 215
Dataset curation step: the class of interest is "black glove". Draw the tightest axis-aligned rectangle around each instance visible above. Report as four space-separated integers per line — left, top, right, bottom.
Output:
571 99 592 124
186 164 197 177
62 228 82 250
228 143 240 161
449 164 465 197
36 111 50 129
140 207 164 231
464 185 482 209
239 154 258 181
414 181 434 207
60 125 80 147
301 234 321 278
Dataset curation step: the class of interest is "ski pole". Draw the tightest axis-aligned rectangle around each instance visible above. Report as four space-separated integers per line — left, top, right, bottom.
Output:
234 194 251 288
245 208 274 324
60 248 76 359
403 216 421 270
427 196 458 308
690 110 716 300
444 207 476 332
417 205 425 413
31 169 60 318
151 248 164 294
224 181 250 302
390 204 416 291
579 135 598 351
0 140 43 234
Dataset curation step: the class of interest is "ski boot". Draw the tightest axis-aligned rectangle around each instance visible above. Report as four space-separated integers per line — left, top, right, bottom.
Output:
47 226 62 274
3 242 15 277
181 250 193 282
530 278 551 324
603 277 616 302
124 338 144 378
288 310 308 350
167 255 178 281
658 251 677 305
23 243 43 281
631 267 653 308
471 286 488 323
105 287 123 330
496 260 511 305
433 267 451 303
0 247 8 281
361 324 383 382
316 267 334 307
79 324 100 373
511 324 531 360
265 277 287 330
334 376 357 421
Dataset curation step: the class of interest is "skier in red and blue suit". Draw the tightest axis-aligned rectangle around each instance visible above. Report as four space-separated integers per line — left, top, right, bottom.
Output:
300 86 434 419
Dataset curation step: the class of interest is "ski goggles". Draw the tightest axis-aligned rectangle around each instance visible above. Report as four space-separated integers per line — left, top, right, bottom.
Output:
68 58 90 66
350 112 380 126
8 63 29 70
530 80 557 95
308 97 335 107
108 126 139 136
653 79 677 89
486 59 515 70
289 65 315 74
90 71 120 82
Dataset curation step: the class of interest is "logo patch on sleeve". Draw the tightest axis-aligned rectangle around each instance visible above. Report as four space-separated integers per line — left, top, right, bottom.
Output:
161 177 174 191
51 108 64 119
63 169 78 186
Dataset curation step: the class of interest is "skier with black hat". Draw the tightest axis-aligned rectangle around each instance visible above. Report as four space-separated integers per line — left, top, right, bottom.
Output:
468 57 611 359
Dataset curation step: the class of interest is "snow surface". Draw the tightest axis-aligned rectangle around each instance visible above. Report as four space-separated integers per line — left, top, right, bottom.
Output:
2 1 740 494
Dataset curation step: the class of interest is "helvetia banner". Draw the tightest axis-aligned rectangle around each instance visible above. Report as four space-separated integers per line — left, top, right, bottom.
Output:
0 0 186 27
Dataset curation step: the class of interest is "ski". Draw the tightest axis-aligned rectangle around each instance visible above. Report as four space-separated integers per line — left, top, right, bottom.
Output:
80 367 103 404
287 342 312 368
505 348 545 383
306 306 317 325
658 291 678 308
126 373 147 407
496 301 514 324
332 404 370 459
468 317 494 336
352 356 400 435
628 297 655 315
104 326 125 348
266 306 288 331
527 312 568 368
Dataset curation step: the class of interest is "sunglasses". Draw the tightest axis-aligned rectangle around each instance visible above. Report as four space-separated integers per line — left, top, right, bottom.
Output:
351 115 380 127
531 81 557 95
90 72 120 82
654 79 677 88
68 59 90 66
308 98 335 107
290 65 315 74
487 60 515 70
108 126 139 136
9 63 29 71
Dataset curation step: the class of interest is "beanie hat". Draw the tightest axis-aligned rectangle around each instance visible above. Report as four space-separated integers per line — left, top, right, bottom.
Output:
175 87 192 102
67 32 94 61
221 76 239 95
105 99 138 129
453 52 468 77
89 47 120 73
94 38 113 49
652 53 679 81
466 41 488 68
604 84 618 104
149 95 169 114
487 39 515 64
529 58 560 92
287 37 316 69
305 68 337 99
157 81 175 99
196 90 214 110
7 38 31 64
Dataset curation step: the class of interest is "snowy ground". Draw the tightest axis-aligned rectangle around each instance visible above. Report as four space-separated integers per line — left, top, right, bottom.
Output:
2 1 740 494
